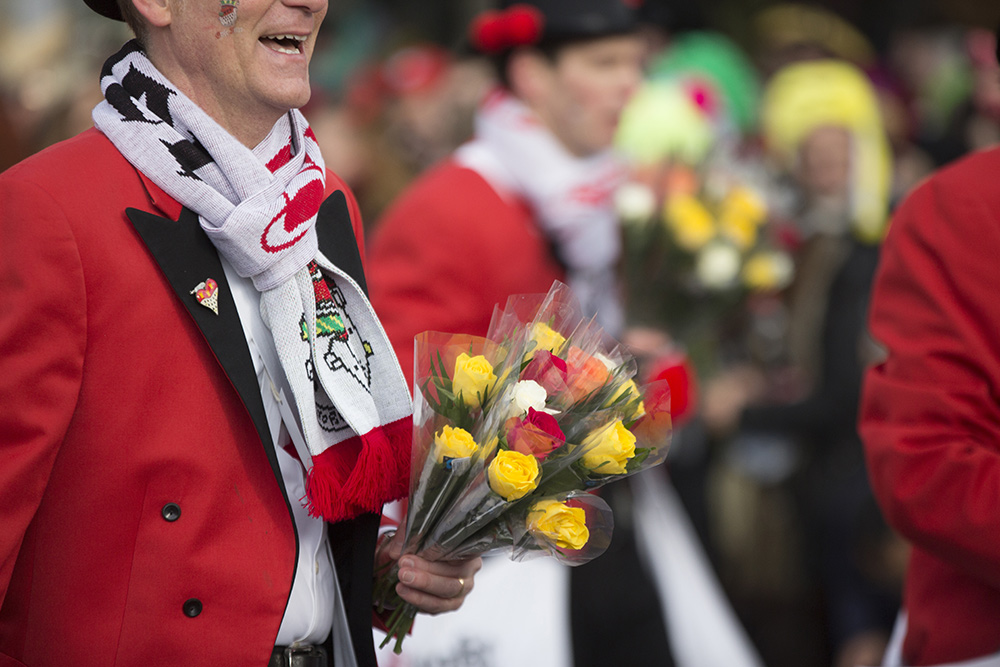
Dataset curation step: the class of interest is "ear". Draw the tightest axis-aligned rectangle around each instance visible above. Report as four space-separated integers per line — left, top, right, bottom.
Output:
506 49 553 107
131 0 173 28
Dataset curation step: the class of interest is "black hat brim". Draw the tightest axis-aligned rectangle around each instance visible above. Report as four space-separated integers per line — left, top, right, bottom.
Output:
84 0 124 21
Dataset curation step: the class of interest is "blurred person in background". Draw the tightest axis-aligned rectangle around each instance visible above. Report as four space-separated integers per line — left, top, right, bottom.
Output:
308 43 493 230
0 0 481 664
885 18 999 170
366 1 653 664
611 20 771 615
367 0 642 373
859 24 1000 667
702 59 904 667
366 1 762 665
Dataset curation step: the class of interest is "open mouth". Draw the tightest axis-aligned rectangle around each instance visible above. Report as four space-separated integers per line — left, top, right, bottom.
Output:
260 34 307 55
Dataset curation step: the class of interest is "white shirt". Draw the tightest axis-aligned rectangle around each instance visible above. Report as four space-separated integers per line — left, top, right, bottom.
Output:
222 259 335 646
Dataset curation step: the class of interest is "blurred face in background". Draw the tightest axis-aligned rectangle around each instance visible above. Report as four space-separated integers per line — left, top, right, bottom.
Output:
797 125 852 198
518 33 645 157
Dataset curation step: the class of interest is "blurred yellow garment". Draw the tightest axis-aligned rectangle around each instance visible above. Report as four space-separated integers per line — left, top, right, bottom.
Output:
761 60 892 243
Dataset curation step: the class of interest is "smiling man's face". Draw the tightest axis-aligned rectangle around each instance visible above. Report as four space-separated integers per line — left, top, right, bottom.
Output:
148 0 328 146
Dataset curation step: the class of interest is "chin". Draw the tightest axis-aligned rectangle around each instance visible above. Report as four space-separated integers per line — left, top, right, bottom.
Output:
267 89 312 113
258 74 312 110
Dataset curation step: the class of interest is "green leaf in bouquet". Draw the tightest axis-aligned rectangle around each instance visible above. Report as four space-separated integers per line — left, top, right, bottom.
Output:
626 447 652 473
535 459 594 496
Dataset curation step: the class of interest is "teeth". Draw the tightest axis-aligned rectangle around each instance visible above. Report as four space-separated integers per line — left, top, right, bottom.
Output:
262 34 306 55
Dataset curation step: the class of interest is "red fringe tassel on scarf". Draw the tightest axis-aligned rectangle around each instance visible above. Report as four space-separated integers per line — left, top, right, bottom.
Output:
305 416 413 522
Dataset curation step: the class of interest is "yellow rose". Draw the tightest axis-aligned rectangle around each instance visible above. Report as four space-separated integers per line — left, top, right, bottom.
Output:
527 499 590 550
665 194 715 251
488 450 540 500
452 353 496 409
580 421 636 475
742 250 794 291
719 213 758 250
529 322 567 357
433 425 479 463
720 186 767 228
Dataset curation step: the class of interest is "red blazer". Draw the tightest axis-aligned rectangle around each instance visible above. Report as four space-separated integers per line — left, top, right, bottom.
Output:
366 160 565 385
0 129 384 666
860 147 1000 665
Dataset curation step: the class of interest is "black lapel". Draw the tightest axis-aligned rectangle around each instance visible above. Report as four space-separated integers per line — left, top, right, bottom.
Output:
317 190 368 295
125 206 280 482
125 189 368 492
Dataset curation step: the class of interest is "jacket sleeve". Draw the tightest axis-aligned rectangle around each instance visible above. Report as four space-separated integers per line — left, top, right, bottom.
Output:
0 175 87 600
859 164 1000 588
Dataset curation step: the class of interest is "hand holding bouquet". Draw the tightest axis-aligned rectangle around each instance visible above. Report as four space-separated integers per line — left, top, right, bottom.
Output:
375 282 672 653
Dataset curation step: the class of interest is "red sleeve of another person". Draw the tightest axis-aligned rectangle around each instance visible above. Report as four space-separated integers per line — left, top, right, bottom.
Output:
365 161 564 387
859 147 1000 663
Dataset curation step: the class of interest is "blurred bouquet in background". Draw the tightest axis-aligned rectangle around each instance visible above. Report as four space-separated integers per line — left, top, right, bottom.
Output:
613 32 795 373
613 156 794 363
375 282 672 653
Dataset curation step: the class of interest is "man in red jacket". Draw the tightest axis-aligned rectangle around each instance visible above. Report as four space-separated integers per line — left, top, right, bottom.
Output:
859 35 1000 666
367 0 645 381
0 0 479 665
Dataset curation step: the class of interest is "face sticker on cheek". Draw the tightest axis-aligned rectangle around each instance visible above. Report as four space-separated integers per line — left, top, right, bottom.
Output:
219 0 239 27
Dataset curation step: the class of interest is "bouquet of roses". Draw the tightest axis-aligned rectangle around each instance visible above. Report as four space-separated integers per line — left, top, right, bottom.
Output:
613 152 797 373
374 281 673 653
617 158 794 315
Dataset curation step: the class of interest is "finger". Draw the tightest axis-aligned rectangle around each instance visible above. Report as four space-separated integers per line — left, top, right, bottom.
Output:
400 555 481 581
384 530 404 561
395 580 466 614
395 557 482 614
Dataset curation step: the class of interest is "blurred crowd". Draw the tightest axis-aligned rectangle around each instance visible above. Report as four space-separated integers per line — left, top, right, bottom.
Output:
3 0 999 665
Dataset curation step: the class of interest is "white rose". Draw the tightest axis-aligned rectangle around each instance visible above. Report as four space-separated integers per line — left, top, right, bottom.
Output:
512 380 548 415
615 182 656 226
593 351 618 370
695 241 741 290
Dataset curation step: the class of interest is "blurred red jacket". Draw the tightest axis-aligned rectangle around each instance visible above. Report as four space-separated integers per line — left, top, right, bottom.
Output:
367 160 564 386
861 146 1000 666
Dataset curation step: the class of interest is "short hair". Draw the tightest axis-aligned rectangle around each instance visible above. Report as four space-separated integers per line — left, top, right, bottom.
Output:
117 0 149 44
495 32 630 90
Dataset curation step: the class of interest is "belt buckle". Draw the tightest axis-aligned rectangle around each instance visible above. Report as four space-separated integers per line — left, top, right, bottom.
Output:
283 645 327 667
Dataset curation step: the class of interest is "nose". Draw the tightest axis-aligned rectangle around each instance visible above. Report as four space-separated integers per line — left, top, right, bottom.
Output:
619 59 643 102
283 0 327 16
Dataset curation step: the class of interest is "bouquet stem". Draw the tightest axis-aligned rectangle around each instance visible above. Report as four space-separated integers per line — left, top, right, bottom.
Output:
374 562 418 654
379 600 418 654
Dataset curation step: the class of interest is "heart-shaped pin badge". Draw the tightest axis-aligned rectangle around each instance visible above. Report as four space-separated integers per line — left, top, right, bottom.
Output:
190 278 220 315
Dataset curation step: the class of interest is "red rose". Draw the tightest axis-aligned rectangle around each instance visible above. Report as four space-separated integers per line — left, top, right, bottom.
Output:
507 408 566 461
521 350 569 395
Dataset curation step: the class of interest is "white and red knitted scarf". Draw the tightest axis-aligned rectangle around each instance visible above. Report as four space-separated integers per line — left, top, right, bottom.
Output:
93 41 411 522
455 89 627 336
